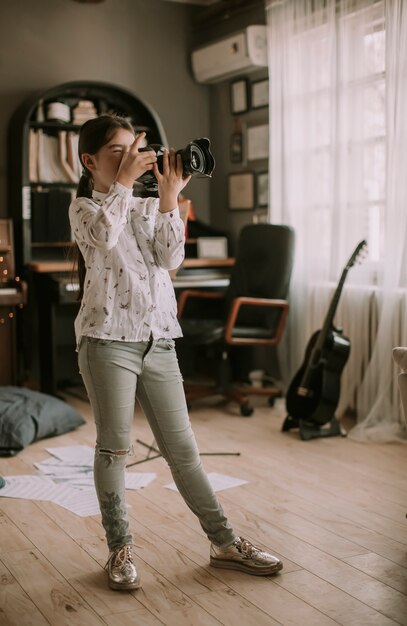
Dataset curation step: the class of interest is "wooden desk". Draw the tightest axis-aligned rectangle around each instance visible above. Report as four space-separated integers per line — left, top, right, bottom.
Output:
27 257 235 273
173 276 230 289
27 258 234 394
173 258 234 289
178 258 234 269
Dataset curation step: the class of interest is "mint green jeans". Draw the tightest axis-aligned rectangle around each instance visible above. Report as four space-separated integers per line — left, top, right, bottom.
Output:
78 336 236 552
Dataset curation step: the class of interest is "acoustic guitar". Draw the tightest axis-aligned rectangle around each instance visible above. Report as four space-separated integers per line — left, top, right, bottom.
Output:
282 240 367 440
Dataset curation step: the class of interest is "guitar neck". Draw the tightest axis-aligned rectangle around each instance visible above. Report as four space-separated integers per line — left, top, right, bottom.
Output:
316 270 348 349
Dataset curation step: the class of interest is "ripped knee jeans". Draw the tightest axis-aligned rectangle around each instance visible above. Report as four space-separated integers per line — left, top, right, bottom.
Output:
78 336 236 553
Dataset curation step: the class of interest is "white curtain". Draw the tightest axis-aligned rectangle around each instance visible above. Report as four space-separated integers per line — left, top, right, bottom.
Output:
266 0 407 442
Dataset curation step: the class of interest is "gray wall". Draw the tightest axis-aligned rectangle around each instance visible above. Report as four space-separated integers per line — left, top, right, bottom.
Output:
0 0 211 220
0 0 268 249
202 4 269 254
209 68 268 254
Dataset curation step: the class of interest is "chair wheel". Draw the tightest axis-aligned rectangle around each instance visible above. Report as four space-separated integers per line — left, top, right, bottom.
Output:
268 396 276 407
240 404 254 417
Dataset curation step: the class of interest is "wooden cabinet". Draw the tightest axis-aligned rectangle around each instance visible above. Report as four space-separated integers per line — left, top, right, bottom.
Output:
8 80 167 274
7 81 167 393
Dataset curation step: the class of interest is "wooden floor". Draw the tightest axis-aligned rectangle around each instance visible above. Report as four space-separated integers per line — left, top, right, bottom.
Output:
0 394 406 626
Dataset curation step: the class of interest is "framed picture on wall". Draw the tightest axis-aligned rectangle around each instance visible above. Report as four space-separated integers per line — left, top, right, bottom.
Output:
251 78 269 109
230 78 249 114
247 124 269 161
228 172 255 210
257 171 269 207
230 132 243 163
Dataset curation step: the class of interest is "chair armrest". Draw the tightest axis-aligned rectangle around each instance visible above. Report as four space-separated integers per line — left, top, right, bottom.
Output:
225 297 289 345
177 289 225 318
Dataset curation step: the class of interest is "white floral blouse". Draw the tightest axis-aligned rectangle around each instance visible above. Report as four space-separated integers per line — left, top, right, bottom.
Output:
69 181 185 348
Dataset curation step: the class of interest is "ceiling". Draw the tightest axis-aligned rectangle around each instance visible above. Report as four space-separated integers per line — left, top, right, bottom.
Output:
162 0 265 29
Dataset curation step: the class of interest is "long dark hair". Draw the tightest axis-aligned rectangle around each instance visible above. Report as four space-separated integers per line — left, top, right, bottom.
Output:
73 114 135 300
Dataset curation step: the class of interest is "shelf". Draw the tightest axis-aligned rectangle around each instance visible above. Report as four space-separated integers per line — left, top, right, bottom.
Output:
0 278 27 306
30 121 83 131
29 260 73 273
29 121 151 133
9 80 168 273
30 182 77 189
32 242 75 248
0 293 26 306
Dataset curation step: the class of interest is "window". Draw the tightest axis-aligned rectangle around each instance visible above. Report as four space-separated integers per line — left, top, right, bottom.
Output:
295 3 386 270
362 26 385 261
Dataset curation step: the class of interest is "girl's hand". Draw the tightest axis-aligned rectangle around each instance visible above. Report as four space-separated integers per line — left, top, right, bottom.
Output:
115 132 157 188
154 148 192 213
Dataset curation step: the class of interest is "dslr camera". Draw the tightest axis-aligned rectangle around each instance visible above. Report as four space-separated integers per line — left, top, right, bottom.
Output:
137 137 215 193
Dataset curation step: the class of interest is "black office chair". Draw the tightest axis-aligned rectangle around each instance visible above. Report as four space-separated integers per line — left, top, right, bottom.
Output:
178 224 295 416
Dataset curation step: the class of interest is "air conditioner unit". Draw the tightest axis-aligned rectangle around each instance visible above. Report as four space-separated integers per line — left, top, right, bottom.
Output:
191 25 268 84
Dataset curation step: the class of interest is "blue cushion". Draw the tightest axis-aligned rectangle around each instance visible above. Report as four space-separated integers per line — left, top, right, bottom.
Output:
0 386 85 457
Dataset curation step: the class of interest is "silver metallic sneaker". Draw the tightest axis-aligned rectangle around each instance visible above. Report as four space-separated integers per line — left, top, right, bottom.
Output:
105 544 141 590
210 536 283 576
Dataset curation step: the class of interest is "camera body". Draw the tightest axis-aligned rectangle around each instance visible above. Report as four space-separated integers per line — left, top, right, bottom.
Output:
137 137 215 193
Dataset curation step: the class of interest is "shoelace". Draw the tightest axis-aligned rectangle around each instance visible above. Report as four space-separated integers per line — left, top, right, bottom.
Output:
106 544 134 570
235 537 261 558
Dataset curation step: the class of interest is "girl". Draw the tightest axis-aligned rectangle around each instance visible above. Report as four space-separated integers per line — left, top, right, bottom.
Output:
69 114 282 591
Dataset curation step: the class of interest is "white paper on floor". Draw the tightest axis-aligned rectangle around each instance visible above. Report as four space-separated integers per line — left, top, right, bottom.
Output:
125 472 156 490
0 475 62 500
51 486 101 517
45 445 95 466
0 445 157 517
34 457 94 475
164 471 248 493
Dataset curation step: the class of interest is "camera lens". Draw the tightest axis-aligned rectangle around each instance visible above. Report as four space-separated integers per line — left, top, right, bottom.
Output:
180 138 215 177
136 138 215 195
190 145 203 173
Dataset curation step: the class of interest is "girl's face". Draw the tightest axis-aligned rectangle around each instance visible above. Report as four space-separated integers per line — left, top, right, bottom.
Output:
82 128 135 192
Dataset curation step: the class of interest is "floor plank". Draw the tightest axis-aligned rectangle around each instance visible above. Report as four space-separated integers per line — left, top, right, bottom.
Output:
0 395 406 626
103 608 163 626
220 501 407 625
1 499 143 617
343 552 407 594
77 534 220 624
192 588 281 625
274 569 399 625
0 558 49 626
1 549 104 625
